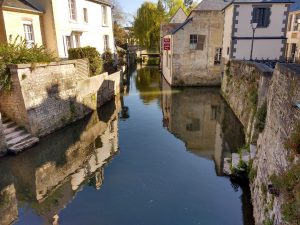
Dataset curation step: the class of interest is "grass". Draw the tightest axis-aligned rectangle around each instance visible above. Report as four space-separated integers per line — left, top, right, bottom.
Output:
256 101 267 132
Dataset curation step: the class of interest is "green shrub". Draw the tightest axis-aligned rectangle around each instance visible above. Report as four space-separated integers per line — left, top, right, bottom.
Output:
270 163 300 224
0 36 55 91
256 101 267 132
102 49 116 74
284 122 300 154
68 46 102 76
248 85 258 107
263 218 274 225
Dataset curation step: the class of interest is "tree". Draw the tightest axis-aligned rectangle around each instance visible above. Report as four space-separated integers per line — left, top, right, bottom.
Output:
111 0 128 48
133 2 165 50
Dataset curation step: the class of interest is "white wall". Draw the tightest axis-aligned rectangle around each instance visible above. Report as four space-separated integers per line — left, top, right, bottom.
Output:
169 8 187 24
222 5 234 61
53 0 114 58
162 35 173 85
224 3 288 60
234 39 283 60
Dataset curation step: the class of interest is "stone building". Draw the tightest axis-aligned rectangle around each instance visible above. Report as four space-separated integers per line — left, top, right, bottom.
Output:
286 1 300 62
222 0 292 62
161 0 228 86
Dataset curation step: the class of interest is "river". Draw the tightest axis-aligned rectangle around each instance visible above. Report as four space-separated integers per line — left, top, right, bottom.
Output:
0 66 254 225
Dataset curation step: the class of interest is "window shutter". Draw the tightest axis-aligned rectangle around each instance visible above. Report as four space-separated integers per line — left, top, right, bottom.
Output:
264 8 271 27
252 8 259 23
197 35 205 50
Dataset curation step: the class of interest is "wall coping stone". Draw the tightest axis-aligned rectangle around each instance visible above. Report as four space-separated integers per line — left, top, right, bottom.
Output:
7 59 87 69
276 63 300 77
231 59 274 77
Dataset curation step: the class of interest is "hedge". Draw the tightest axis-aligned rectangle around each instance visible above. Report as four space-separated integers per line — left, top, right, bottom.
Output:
68 46 103 76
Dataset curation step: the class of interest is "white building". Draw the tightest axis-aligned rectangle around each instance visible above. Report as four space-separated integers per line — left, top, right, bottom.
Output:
28 0 114 58
222 0 292 62
286 1 300 62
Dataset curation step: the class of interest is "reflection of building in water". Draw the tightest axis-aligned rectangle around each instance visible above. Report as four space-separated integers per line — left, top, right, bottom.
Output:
0 97 121 225
161 78 245 175
0 184 18 225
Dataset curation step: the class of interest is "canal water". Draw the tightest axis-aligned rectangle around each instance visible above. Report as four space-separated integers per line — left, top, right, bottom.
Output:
0 66 254 225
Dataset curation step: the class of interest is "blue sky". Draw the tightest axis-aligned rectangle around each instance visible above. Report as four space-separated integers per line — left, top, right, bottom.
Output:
119 0 156 24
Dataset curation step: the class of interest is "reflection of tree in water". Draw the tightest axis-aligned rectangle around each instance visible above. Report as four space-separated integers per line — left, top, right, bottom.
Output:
135 67 161 104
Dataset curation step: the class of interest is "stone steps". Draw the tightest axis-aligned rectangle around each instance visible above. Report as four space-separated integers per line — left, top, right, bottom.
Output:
2 116 39 155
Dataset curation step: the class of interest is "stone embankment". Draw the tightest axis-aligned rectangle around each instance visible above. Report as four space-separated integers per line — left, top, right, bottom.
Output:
0 59 123 154
222 60 300 225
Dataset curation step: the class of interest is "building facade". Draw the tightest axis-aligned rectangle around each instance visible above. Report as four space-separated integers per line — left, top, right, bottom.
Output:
0 0 43 46
222 0 292 62
286 3 300 62
0 0 114 58
161 0 228 86
28 0 114 58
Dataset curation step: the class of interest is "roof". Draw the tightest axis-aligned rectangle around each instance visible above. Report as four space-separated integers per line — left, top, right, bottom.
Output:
194 0 230 11
86 0 111 6
223 0 293 10
171 17 193 35
289 0 300 11
0 0 42 13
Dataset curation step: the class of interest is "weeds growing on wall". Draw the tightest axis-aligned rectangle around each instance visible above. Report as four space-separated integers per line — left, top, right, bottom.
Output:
0 36 55 92
68 46 103 76
256 101 267 132
284 122 300 155
270 163 300 224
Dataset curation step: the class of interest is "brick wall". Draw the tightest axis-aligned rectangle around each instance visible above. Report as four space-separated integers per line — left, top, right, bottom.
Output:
0 59 122 137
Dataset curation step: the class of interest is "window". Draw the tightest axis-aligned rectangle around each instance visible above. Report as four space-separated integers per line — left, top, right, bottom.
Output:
190 34 198 49
102 5 108 26
74 34 81 48
23 22 34 47
66 36 72 50
186 119 200 132
252 7 271 28
104 35 109 51
227 47 230 55
83 8 88 23
68 0 77 20
214 48 222 65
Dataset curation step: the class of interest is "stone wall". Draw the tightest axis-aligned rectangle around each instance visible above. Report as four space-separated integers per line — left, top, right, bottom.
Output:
251 64 300 225
0 59 122 137
222 61 300 224
171 10 224 86
221 60 273 143
0 113 7 156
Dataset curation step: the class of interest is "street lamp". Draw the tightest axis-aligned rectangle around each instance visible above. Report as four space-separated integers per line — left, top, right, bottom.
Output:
250 22 258 61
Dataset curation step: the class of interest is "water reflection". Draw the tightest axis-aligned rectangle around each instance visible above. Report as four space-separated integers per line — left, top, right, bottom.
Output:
161 77 245 175
0 98 121 225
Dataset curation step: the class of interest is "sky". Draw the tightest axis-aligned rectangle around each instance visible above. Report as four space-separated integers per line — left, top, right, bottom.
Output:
119 0 156 24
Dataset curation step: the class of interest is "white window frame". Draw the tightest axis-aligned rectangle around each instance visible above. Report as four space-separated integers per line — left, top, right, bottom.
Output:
102 5 108 26
83 8 88 23
104 35 109 51
190 34 198 50
23 21 35 47
68 0 77 21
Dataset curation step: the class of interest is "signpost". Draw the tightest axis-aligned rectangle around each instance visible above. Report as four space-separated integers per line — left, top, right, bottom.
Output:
164 38 171 51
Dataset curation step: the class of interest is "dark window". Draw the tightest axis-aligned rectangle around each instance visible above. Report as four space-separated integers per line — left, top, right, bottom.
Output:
252 7 271 28
214 48 222 65
83 8 88 23
196 35 205 50
190 34 198 49
186 119 200 132
227 47 230 55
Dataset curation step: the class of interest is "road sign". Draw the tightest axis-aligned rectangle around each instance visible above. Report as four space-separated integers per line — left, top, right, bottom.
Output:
164 38 171 50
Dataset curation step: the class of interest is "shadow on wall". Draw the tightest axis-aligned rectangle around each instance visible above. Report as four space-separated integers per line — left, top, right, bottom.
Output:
0 96 121 225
